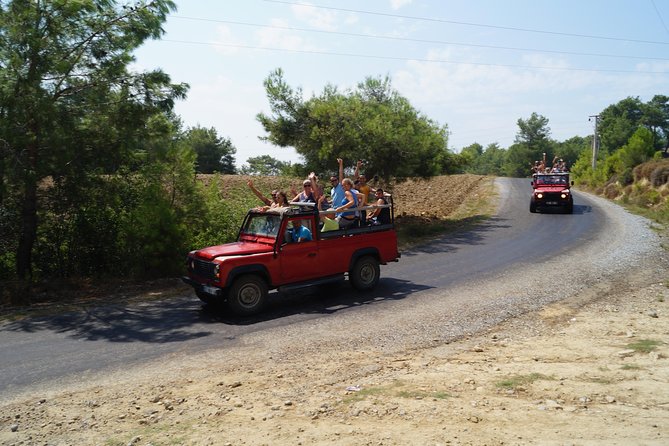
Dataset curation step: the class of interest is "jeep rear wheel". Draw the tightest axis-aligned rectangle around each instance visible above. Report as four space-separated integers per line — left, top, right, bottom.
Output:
350 255 380 291
227 274 268 315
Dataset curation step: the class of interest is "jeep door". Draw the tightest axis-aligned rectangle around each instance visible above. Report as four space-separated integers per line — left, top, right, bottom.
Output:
279 217 322 283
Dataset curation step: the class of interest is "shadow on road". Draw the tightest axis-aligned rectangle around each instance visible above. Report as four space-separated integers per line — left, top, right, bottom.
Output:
0 297 213 343
1 277 432 338
198 277 432 326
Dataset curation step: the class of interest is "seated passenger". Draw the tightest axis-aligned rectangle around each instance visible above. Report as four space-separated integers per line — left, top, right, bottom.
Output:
290 219 312 242
318 195 338 232
248 180 278 207
257 191 288 211
367 188 391 225
291 177 321 212
354 160 370 225
335 178 359 229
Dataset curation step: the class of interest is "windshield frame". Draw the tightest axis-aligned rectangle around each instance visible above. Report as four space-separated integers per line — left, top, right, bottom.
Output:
239 212 282 242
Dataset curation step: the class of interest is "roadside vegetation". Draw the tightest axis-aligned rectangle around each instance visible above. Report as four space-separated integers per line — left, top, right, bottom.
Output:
0 2 667 308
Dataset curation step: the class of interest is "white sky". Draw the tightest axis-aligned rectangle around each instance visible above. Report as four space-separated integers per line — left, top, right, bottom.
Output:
134 0 669 167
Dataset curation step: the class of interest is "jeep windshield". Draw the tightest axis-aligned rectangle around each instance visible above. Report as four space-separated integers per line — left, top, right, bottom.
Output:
239 212 281 241
535 174 569 186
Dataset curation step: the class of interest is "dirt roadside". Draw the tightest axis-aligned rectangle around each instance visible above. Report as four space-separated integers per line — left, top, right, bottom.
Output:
2 270 667 446
1 177 668 446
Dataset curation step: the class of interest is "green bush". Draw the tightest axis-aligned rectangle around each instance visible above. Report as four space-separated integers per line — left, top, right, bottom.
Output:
121 186 187 277
188 178 240 249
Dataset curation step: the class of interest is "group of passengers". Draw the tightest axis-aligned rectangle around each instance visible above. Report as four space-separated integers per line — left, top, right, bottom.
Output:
531 153 569 175
246 158 391 235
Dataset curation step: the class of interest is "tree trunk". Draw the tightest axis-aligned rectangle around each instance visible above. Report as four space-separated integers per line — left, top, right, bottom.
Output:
13 154 38 306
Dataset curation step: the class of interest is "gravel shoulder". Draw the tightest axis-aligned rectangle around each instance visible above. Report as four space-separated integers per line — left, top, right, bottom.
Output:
1 184 668 446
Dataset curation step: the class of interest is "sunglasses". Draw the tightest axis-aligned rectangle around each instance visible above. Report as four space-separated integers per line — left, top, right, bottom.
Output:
303 184 312 187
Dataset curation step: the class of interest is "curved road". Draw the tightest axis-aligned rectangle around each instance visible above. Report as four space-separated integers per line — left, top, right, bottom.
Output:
0 178 603 399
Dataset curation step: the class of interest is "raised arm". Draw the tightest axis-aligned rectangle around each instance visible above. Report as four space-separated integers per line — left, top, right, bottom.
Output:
247 180 271 206
308 172 320 202
337 158 344 183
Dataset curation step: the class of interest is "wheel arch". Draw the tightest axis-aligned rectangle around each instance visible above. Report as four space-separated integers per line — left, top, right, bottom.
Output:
225 264 271 288
348 247 381 271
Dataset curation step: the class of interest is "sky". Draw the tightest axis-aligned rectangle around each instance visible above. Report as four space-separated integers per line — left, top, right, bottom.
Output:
133 0 669 168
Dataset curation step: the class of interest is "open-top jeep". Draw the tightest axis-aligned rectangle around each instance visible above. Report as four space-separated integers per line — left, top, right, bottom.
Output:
529 172 574 214
182 199 400 315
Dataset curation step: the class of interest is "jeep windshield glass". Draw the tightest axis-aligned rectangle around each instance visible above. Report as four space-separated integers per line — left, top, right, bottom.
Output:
536 175 568 185
242 214 281 238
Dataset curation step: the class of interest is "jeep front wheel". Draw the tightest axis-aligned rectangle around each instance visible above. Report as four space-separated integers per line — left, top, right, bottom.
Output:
227 274 268 315
350 255 380 291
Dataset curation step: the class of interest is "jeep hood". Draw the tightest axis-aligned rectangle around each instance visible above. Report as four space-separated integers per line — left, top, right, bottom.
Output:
194 241 273 260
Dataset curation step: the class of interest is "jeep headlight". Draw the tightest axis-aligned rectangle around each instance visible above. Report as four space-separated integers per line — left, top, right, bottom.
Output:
536 193 543 199
214 263 220 279
560 193 567 199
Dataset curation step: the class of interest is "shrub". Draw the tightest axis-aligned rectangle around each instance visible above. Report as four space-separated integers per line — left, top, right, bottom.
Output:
650 164 669 187
603 183 621 199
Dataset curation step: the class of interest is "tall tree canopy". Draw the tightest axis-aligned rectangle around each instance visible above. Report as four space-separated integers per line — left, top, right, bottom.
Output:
257 69 451 180
598 95 669 155
503 113 554 177
182 125 236 174
239 155 290 176
0 0 187 295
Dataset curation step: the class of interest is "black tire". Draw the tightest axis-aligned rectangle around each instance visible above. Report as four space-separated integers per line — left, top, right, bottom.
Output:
349 255 380 291
566 201 574 214
227 274 268 316
529 200 537 213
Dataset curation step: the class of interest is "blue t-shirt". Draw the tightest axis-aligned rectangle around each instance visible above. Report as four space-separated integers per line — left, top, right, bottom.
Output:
331 183 345 208
292 225 312 242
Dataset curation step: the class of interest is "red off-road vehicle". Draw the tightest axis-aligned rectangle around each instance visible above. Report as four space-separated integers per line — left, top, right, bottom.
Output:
182 201 400 315
529 172 574 214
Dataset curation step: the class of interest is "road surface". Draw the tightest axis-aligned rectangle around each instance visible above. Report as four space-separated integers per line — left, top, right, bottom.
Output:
0 178 602 400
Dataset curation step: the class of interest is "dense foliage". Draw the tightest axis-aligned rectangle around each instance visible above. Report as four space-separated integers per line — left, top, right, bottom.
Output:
256 69 457 180
0 1 241 304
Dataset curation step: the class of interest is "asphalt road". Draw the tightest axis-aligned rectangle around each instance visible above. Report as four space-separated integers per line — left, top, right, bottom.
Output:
0 177 601 400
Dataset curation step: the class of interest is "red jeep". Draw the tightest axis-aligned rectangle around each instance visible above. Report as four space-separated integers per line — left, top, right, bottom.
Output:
529 172 574 214
182 201 400 315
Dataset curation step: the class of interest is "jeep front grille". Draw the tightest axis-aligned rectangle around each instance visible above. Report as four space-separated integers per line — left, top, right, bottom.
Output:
190 258 217 280
539 192 567 200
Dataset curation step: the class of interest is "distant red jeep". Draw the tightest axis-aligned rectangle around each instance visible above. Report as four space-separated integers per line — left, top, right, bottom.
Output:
529 173 574 214
182 201 401 315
